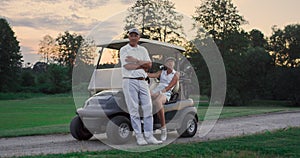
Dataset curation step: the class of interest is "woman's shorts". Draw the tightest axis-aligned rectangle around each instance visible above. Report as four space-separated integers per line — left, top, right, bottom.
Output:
151 84 172 101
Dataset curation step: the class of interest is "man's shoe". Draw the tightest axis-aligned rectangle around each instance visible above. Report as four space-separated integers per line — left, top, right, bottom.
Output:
145 135 163 144
161 128 167 141
136 134 148 146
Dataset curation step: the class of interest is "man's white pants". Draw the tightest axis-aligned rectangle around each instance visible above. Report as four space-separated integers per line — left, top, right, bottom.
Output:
122 79 153 137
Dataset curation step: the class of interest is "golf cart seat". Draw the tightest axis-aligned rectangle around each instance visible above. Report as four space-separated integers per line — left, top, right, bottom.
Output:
165 80 179 104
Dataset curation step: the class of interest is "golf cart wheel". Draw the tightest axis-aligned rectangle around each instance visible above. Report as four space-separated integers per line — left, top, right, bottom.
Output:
70 115 93 140
177 114 197 137
106 116 133 144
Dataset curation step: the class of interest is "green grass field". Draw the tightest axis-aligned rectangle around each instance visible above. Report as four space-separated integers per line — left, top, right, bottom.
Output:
22 127 300 158
0 94 300 137
197 101 300 121
198 105 300 121
0 94 75 137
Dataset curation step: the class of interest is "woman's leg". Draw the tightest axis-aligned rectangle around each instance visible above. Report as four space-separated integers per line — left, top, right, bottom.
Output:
154 94 167 128
154 94 168 141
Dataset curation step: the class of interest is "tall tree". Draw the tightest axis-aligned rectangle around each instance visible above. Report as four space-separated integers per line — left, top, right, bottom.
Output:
192 1 276 105
269 24 300 67
72 38 97 85
193 0 247 41
76 38 96 65
56 31 83 68
38 35 59 64
0 18 23 92
124 0 184 43
268 24 300 106
192 0 247 105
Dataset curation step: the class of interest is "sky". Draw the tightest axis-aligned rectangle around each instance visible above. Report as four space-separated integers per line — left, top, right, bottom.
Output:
0 0 299 65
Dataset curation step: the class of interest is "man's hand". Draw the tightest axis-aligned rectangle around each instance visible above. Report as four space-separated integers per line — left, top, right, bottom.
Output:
125 56 139 63
140 63 150 72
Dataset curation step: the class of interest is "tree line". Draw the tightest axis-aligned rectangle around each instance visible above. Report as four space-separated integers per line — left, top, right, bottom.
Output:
0 0 299 106
190 0 300 106
0 23 95 94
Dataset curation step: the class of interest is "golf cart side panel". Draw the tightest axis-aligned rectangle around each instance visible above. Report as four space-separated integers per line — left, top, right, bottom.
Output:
166 106 198 129
88 68 122 93
162 99 197 129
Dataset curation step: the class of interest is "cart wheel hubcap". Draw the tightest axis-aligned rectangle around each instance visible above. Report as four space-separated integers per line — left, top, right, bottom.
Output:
187 119 195 133
119 123 130 138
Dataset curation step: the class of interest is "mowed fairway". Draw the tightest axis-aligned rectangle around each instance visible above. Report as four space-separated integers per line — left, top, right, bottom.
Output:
197 101 300 121
0 94 76 137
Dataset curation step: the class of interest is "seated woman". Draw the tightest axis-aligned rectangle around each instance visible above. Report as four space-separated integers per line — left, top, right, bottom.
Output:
147 57 179 141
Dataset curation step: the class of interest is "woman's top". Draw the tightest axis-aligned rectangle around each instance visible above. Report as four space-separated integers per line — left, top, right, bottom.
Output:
151 69 177 101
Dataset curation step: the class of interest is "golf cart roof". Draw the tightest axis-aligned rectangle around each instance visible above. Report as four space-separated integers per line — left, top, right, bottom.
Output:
96 38 186 54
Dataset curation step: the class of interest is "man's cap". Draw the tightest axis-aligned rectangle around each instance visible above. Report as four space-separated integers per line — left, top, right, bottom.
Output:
128 28 140 35
165 57 176 62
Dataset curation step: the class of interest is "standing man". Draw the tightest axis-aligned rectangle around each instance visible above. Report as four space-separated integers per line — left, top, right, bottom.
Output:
120 28 162 145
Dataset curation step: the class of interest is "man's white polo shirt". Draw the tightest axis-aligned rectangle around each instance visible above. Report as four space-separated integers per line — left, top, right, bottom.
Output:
120 44 151 78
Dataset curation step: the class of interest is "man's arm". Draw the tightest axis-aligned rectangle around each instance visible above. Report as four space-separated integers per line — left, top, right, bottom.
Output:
123 56 152 71
147 71 162 78
123 60 152 70
138 60 152 70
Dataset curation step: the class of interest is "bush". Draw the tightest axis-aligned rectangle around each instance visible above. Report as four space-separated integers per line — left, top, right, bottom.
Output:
39 64 71 94
17 64 72 94
20 68 36 87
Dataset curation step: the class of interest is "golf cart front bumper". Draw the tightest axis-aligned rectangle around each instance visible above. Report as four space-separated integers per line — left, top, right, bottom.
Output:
76 91 128 133
77 107 111 133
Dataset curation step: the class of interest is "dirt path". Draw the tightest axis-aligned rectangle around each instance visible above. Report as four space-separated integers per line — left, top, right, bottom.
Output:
1 111 300 157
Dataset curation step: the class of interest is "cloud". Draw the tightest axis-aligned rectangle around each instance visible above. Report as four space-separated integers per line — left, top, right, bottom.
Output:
1 0 131 64
0 0 12 5
7 13 99 32
0 0 13 10
31 0 62 3
70 20 100 32
73 0 110 9
0 0 112 33
87 14 129 45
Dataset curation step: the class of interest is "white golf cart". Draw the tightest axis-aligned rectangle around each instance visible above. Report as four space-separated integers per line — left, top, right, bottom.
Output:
70 38 198 144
